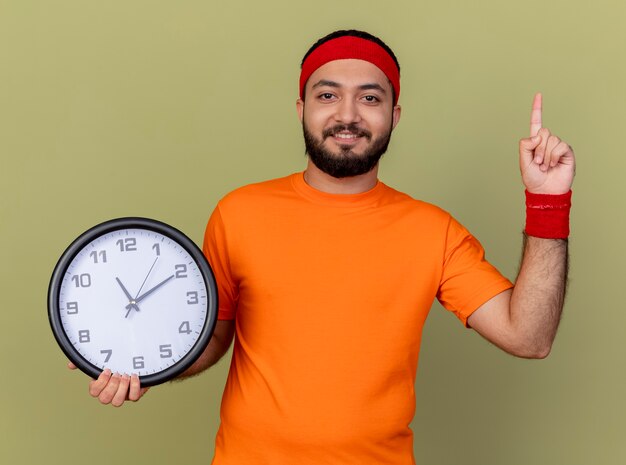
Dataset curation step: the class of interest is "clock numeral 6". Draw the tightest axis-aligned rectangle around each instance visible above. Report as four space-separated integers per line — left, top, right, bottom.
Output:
133 356 145 370
159 344 173 358
66 301 79 314
71 273 91 288
179 321 192 335
186 291 198 304
175 264 187 278
116 238 137 252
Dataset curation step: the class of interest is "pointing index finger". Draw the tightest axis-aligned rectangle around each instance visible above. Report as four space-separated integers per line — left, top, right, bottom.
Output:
530 92 542 137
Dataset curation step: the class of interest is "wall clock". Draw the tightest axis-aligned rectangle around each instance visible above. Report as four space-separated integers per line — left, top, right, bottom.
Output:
48 217 217 387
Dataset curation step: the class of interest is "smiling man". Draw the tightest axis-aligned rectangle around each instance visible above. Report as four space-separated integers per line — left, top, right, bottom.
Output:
299 59 400 181
77 30 575 465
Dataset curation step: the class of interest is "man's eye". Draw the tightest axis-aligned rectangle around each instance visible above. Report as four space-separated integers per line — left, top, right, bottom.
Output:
363 95 379 102
320 93 334 100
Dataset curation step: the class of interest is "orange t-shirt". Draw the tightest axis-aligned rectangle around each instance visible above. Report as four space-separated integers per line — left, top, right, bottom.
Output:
203 173 513 465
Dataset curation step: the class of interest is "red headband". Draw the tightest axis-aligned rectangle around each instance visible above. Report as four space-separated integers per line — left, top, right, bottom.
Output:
299 36 400 105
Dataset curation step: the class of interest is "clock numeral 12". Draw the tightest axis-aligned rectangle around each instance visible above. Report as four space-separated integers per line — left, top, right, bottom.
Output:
116 238 137 252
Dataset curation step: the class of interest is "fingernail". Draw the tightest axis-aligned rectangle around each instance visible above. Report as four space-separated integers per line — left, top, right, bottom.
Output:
103 368 111 375
535 157 542 164
532 136 540 143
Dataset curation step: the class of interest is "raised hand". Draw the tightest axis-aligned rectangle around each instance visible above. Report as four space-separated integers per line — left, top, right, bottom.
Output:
518 93 576 194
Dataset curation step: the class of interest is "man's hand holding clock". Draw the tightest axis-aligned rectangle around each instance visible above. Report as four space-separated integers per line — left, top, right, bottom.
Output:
67 362 150 407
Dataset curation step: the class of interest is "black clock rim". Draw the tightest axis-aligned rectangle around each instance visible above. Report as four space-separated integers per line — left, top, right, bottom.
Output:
48 217 218 387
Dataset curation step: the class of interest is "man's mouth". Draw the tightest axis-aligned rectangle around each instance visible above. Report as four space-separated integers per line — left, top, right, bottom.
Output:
330 132 362 146
323 125 371 142
333 132 360 140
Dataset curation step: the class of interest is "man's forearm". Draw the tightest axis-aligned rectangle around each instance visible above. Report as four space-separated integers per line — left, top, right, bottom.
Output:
174 339 230 381
174 320 235 381
509 233 569 357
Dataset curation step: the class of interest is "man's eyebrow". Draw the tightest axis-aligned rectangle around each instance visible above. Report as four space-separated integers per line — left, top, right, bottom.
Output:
358 83 386 93
311 80 387 93
311 80 340 89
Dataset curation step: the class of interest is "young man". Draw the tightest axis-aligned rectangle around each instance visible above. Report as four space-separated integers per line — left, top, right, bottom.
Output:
77 30 575 464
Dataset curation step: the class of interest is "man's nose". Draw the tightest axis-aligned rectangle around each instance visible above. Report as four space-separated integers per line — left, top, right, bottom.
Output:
334 98 361 124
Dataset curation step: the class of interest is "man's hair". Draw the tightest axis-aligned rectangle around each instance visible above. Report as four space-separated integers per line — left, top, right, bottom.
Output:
300 29 401 103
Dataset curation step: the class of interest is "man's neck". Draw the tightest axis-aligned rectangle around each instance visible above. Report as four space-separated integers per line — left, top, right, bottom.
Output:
303 161 379 194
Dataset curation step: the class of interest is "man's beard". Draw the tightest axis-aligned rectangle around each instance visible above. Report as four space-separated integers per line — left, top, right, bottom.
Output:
302 120 393 179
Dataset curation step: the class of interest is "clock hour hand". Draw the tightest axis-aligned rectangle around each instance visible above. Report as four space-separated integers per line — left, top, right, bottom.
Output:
125 274 175 309
116 277 134 301
116 277 141 314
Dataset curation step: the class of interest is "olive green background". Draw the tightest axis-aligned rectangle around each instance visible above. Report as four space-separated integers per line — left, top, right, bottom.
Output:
1 0 624 464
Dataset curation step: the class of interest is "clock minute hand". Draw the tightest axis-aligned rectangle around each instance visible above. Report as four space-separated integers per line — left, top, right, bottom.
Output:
126 274 175 308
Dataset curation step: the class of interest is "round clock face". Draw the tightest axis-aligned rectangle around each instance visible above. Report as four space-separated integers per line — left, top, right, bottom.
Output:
48 218 218 387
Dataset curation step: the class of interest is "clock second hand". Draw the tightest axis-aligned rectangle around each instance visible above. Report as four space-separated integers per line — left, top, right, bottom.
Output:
124 256 159 319
135 257 159 300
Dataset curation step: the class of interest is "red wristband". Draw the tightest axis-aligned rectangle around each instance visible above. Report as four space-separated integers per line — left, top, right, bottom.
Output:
525 190 572 239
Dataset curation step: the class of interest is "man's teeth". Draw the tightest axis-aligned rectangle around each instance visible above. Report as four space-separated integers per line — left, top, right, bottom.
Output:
335 133 358 139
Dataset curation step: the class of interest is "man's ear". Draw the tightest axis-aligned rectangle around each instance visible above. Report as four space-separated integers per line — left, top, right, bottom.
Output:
296 98 304 123
392 104 401 130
